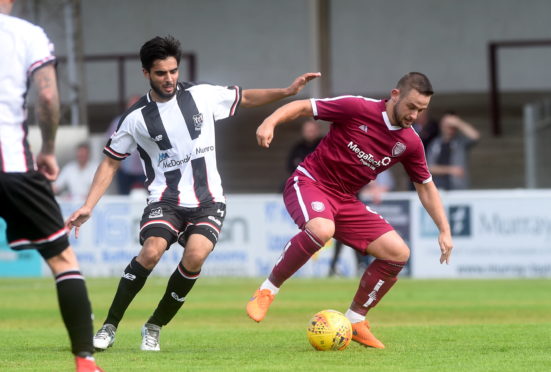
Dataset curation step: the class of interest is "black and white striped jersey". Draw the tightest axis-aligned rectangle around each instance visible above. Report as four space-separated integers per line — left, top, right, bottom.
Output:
104 82 241 207
0 13 56 173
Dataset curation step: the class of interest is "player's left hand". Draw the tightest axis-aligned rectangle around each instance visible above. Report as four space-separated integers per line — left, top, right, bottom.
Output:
256 120 275 148
36 152 59 181
287 72 321 96
438 230 453 264
65 206 92 239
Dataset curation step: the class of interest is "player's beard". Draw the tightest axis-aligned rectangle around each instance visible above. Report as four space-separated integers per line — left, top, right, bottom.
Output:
393 100 411 128
150 80 177 100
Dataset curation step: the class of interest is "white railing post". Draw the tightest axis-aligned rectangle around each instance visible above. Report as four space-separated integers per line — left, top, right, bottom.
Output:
523 103 537 188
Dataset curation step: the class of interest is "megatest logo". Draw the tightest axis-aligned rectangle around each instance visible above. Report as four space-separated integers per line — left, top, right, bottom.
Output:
347 141 391 170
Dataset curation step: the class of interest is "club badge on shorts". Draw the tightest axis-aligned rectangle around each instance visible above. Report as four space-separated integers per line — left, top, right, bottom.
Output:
311 201 325 212
149 207 163 218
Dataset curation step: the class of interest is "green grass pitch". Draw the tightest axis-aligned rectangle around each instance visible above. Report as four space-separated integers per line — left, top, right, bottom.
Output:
1 277 550 371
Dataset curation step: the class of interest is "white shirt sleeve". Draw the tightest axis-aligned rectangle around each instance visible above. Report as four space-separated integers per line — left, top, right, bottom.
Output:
104 114 138 160
205 85 242 122
25 24 56 75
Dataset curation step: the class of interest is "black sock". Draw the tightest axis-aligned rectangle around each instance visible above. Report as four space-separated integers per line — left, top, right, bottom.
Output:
148 263 200 327
55 270 94 355
104 256 151 327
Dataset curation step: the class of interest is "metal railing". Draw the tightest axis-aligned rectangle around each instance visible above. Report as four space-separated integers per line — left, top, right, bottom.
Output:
524 98 551 188
56 53 196 124
488 39 551 137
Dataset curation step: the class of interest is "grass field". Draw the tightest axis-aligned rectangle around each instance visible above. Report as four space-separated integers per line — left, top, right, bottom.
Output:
1 277 550 371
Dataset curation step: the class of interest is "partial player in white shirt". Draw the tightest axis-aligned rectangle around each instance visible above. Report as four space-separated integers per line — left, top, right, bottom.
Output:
0 1 102 370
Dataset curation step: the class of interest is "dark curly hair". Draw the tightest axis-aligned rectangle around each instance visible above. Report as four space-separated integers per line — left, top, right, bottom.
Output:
140 35 182 71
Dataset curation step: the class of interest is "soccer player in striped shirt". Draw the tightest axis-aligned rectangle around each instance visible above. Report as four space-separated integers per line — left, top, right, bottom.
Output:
66 35 319 352
247 72 454 349
0 1 102 370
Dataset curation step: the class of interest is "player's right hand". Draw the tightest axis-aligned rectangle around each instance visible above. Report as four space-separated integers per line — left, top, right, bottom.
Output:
36 152 59 181
65 207 92 239
256 121 275 148
286 72 321 96
438 230 453 264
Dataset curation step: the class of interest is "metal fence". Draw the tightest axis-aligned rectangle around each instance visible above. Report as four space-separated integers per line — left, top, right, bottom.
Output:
524 98 551 188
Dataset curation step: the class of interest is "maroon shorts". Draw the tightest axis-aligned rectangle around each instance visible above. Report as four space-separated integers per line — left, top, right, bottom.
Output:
283 171 394 254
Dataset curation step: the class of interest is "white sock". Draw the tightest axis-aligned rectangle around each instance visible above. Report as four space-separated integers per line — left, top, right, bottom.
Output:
345 309 365 324
259 279 279 295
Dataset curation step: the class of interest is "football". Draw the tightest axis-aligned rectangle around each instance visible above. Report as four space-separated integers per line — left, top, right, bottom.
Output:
306 309 352 351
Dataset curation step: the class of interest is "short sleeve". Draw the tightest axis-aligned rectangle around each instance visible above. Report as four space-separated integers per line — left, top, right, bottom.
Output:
402 139 432 183
401 139 432 184
311 96 366 122
26 25 56 75
103 115 137 160
208 85 242 122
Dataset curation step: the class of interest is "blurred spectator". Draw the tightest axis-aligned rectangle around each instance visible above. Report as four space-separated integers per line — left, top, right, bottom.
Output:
412 109 439 149
105 95 145 194
54 142 99 200
286 118 323 175
329 169 395 277
425 112 480 190
358 169 395 204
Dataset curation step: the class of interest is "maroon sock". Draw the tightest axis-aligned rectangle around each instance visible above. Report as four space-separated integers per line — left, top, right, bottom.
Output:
268 229 323 287
351 259 406 315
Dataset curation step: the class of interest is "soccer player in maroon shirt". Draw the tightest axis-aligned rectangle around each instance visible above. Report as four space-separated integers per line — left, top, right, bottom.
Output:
246 72 454 349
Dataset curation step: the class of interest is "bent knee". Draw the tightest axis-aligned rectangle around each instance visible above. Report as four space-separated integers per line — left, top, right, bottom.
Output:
305 218 335 244
375 245 410 262
367 231 410 262
138 237 167 268
391 244 410 262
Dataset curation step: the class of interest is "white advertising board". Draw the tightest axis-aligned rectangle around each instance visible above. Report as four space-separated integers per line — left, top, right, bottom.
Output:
411 190 551 278
3 190 550 279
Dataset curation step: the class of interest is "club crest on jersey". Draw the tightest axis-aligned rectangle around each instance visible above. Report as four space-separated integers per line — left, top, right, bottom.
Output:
311 201 325 212
149 207 163 218
193 113 204 131
392 142 406 157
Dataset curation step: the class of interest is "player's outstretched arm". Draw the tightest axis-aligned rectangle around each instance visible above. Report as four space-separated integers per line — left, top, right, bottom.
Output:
256 99 313 148
66 156 121 238
241 72 320 108
414 181 454 264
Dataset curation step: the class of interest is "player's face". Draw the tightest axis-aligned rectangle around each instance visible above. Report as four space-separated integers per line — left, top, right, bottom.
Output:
392 89 431 128
144 57 179 102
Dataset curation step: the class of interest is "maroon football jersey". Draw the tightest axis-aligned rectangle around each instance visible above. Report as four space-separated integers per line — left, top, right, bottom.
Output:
299 96 432 196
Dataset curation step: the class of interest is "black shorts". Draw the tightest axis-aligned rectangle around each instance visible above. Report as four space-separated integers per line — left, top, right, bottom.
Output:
0 171 69 259
139 201 226 249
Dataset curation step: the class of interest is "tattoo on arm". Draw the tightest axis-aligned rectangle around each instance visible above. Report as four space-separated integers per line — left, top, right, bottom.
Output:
33 64 60 154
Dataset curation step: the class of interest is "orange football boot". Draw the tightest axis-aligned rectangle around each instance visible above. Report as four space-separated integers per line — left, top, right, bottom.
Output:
351 320 385 349
246 289 274 322
75 356 105 372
